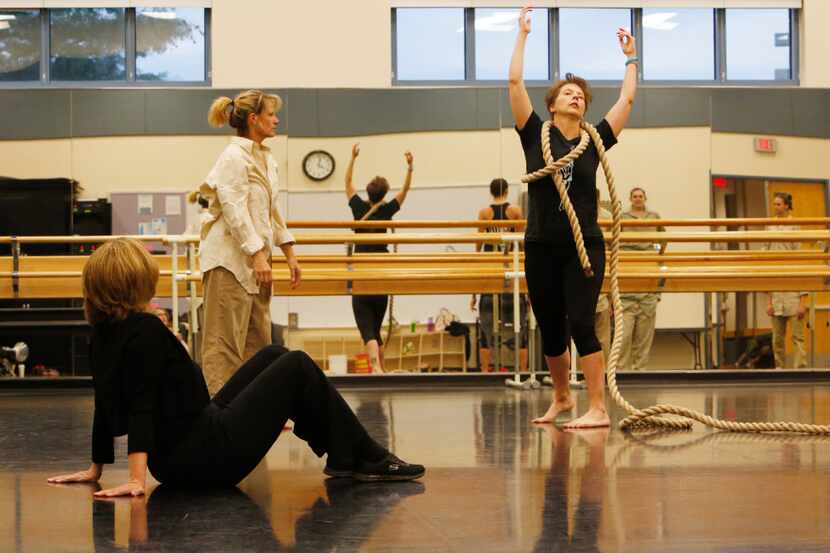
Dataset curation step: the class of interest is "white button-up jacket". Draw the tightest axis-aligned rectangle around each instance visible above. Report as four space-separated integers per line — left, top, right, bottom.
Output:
199 137 295 294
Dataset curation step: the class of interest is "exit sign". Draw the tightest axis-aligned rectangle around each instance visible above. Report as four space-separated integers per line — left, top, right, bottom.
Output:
754 137 777 153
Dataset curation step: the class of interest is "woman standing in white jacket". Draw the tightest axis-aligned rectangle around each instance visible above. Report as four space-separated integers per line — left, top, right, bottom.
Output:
199 89 301 395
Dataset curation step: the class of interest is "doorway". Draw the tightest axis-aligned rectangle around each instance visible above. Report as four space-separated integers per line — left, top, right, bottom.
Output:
712 176 829 368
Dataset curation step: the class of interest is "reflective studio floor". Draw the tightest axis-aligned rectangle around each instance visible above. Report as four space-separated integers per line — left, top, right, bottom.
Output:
4 383 830 553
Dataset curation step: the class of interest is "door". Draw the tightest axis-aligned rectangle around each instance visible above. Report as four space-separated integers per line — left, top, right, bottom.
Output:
766 181 829 364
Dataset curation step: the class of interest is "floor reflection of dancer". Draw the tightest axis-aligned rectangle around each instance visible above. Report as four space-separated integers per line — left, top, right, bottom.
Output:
509 5 637 428
534 426 607 553
345 143 414 372
90 481 424 552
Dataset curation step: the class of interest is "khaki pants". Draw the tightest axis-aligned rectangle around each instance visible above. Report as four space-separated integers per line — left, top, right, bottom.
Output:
594 308 611 362
620 294 659 371
201 267 272 396
771 315 806 369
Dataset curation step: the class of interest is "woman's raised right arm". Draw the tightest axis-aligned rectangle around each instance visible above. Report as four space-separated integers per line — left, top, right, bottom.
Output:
509 6 534 130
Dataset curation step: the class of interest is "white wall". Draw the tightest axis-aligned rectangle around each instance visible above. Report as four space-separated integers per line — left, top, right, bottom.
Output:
801 0 830 87
211 0 391 88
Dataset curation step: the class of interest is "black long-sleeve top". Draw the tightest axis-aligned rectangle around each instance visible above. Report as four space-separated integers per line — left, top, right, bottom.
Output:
91 312 210 464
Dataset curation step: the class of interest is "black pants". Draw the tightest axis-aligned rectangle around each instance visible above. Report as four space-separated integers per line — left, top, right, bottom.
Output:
352 295 388 345
524 239 605 357
478 293 528 349
149 346 373 487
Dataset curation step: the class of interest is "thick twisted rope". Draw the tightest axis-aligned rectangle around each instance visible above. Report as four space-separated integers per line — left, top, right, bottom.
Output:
521 126 594 277
523 119 830 434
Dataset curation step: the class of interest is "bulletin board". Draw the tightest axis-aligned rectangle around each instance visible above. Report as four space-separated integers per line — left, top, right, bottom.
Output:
111 192 188 253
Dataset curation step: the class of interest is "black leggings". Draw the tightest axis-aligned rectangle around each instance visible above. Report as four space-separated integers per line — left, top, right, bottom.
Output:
524 239 605 357
149 346 374 487
352 295 388 345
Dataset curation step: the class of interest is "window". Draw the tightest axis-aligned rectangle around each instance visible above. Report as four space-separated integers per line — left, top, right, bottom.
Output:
643 8 715 81
396 8 465 81
50 8 127 81
559 9 630 81
0 10 41 81
387 7 799 87
137 8 206 82
0 7 210 86
474 8 548 81
726 9 791 81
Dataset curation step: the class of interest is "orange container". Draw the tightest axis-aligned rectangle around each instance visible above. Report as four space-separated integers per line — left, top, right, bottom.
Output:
352 353 372 374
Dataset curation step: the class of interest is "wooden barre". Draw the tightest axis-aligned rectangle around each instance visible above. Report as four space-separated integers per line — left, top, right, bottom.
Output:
8 265 829 281
3 252 827 267
287 220 527 229
296 252 830 263
0 229 827 245
292 231 830 245
179 266 830 282
5 253 826 274
286 218 830 229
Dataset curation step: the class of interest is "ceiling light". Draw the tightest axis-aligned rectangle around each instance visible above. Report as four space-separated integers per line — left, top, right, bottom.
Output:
0 14 17 21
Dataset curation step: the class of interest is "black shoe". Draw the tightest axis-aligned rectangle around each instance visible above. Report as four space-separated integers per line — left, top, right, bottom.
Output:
323 460 354 478
353 454 425 482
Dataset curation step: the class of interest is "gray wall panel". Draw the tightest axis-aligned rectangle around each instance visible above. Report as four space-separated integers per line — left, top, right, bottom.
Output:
317 90 407 137
145 90 224 135
390 90 431 132
643 88 711 127
422 89 479 131
712 89 794 136
586 87 633 126
281 89 319 137
72 90 146 138
0 90 71 140
791 89 830 139
475 88 501 130
0 87 827 140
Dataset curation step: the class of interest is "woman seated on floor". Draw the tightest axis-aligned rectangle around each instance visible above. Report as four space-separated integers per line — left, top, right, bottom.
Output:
48 238 423 497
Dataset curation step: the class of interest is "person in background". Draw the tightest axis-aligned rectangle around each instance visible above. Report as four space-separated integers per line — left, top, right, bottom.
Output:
185 191 212 237
764 192 808 369
153 305 189 355
345 143 413 372
619 187 665 371
595 191 612 361
470 178 528 372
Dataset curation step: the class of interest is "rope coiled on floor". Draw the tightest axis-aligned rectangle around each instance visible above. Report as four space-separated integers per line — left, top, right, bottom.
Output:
523 119 830 434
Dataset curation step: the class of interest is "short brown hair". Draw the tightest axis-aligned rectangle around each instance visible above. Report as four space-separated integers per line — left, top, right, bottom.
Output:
366 176 390 204
544 75 592 117
83 238 159 324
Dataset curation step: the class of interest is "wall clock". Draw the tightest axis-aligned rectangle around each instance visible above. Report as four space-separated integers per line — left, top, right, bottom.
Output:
302 150 335 181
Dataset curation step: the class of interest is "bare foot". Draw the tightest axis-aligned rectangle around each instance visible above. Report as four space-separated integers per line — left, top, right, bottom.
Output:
532 398 575 424
562 407 610 429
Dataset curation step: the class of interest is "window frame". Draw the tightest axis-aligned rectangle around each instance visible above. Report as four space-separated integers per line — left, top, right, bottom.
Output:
390 7 799 88
0 7 211 88
721 7 798 85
